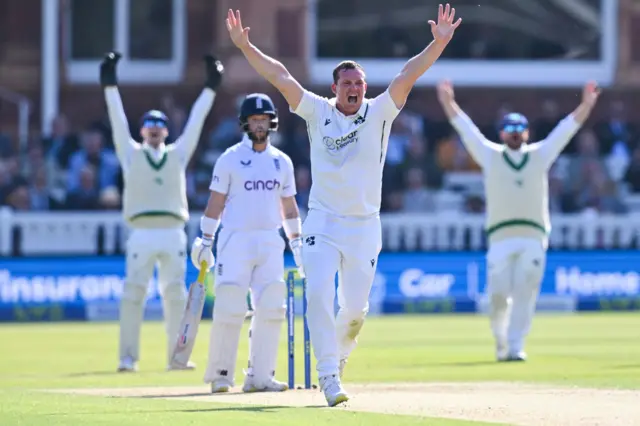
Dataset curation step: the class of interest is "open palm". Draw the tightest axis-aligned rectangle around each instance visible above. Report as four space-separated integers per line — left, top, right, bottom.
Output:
226 9 250 49
429 3 462 43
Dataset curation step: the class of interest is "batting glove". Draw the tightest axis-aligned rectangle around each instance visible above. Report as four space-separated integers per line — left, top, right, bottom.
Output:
190 237 215 271
289 236 305 278
100 52 121 87
203 54 224 91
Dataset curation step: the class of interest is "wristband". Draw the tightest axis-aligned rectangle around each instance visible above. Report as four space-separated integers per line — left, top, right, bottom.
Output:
283 217 302 238
200 216 219 237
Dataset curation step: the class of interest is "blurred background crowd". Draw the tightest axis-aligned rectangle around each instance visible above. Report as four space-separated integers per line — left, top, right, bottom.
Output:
0 95 638 217
1 0 638 219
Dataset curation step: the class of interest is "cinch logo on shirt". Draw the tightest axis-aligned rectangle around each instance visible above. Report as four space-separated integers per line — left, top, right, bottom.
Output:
244 179 281 191
323 130 358 152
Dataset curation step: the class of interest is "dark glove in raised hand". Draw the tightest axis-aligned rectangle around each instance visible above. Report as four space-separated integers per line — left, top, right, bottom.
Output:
100 52 122 87
203 55 224 91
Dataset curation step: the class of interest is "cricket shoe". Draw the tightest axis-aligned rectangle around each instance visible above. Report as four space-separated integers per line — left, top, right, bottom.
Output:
495 341 508 362
210 378 233 393
242 376 288 393
498 351 527 362
166 360 197 371
117 356 137 373
319 374 349 407
339 358 348 378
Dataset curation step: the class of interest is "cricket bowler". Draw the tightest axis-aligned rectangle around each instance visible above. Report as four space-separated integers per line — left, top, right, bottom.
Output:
190 93 304 393
436 80 600 361
100 51 224 372
224 4 461 406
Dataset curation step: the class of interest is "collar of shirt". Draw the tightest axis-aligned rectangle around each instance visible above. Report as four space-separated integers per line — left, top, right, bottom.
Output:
242 134 271 152
328 97 369 121
142 142 166 159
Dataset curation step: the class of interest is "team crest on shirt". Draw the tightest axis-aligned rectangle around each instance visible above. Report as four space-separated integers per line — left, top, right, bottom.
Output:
273 158 280 171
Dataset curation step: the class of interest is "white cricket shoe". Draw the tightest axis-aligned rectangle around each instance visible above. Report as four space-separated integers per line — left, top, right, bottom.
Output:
167 360 197 371
242 375 288 393
339 358 348 378
498 351 527 362
210 378 233 393
117 357 137 372
495 341 508 362
319 374 349 407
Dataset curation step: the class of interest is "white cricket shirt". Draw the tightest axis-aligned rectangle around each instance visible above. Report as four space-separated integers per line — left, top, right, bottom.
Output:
291 89 402 217
451 110 580 244
209 136 296 231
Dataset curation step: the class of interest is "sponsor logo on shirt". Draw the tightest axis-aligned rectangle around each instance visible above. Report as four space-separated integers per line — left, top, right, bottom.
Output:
244 179 281 191
322 130 358 153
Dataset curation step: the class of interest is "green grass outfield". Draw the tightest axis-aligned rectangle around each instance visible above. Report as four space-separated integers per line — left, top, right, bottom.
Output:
0 313 639 425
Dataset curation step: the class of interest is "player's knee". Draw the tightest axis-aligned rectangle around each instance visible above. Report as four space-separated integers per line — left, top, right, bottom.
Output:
122 281 148 303
518 247 545 286
213 284 247 325
161 281 187 302
487 259 512 297
338 308 366 338
254 282 286 321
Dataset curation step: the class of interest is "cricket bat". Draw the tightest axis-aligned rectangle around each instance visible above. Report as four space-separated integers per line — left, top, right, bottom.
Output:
169 260 209 369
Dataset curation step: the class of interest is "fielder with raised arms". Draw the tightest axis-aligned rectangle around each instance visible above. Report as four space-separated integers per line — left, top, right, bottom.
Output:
190 93 304 393
437 80 600 362
224 4 461 406
100 51 224 372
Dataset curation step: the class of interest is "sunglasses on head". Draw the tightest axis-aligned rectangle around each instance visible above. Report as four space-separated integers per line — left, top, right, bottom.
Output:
503 124 527 133
143 120 167 129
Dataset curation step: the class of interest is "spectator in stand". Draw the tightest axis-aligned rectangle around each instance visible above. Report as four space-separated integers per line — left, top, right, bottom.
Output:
623 147 640 193
402 167 436 213
400 135 443 189
67 129 119 193
294 165 311 214
66 165 101 210
595 100 636 157
3 182 30 210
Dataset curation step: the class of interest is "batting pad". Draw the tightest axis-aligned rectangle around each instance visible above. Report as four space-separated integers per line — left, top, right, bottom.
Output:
247 282 286 384
203 284 247 385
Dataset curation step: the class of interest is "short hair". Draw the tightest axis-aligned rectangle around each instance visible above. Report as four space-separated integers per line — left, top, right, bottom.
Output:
332 61 365 84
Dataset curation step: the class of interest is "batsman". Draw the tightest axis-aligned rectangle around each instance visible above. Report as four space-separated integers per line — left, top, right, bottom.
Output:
191 93 304 392
437 80 600 361
101 51 224 372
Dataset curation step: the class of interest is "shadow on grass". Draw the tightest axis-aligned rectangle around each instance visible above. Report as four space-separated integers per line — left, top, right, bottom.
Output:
41 404 326 415
428 360 500 367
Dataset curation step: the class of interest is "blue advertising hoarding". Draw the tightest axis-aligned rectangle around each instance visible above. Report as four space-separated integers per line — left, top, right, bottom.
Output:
1 251 639 321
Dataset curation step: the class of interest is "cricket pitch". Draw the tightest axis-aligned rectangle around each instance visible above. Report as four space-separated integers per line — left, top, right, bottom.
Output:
47 381 640 426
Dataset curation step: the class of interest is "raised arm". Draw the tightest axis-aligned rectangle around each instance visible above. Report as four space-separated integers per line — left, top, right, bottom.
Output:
100 52 136 163
172 55 223 165
533 81 601 168
436 80 501 168
388 4 461 109
226 9 304 110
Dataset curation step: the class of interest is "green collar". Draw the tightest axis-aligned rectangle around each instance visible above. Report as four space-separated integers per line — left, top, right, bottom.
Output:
143 146 168 171
502 150 529 171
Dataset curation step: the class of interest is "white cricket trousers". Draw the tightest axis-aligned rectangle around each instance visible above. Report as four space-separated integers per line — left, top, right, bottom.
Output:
301 209 382 378
120 226 187 363
486 237 546 354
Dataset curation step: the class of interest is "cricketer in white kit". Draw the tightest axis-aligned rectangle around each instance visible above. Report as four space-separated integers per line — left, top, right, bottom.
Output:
100 51 224 372
225 5 461 405
437 80 600 361
190 93 304 393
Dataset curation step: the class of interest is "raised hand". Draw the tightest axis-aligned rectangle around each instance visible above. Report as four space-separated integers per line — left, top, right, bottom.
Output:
203 54 224 91
436 80 455 104
429 4 462 44
226 9 250 49
582 81 601 107
100 51 122 87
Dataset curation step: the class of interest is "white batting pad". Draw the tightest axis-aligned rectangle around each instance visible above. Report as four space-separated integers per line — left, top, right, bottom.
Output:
203 284 247 385
247 282 286 384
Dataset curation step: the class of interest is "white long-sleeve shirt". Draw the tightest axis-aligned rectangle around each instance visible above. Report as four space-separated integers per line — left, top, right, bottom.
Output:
451 110 581 244
104 87 215 227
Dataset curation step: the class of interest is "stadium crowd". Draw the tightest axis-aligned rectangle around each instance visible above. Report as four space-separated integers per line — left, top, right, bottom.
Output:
0 95 637 217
